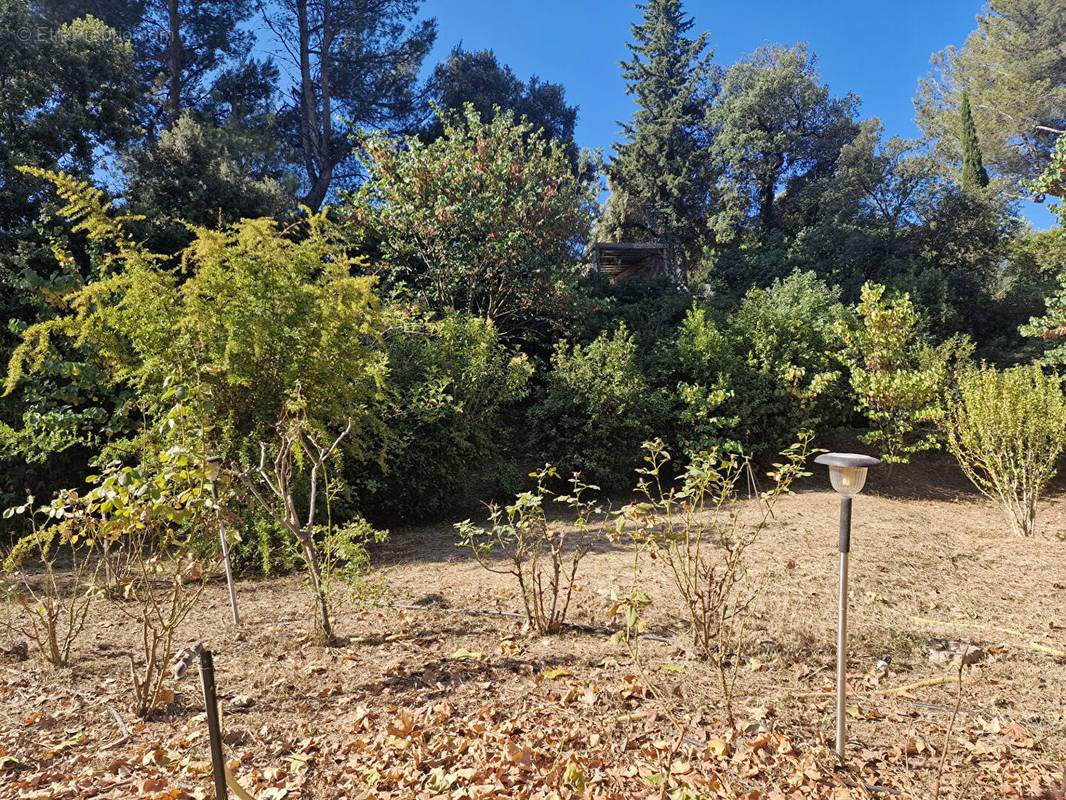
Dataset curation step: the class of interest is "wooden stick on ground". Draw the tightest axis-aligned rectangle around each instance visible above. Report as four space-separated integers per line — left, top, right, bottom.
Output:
894 612 1066 658
225 766 258 800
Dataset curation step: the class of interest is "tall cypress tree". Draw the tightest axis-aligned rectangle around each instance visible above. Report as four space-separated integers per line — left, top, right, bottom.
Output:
960 91 990 190
606 0 717 278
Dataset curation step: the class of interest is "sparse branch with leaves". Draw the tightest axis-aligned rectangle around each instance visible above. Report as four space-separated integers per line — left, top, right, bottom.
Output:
240 402 355 643
1 495 101 667
456 466 600 634
624 435 812 728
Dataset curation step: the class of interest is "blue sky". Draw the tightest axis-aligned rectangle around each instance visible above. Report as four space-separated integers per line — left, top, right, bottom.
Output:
424 0 1056 229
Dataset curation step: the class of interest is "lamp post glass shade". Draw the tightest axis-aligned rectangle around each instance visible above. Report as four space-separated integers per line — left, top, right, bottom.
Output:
829 466 867 496
814 453 881 497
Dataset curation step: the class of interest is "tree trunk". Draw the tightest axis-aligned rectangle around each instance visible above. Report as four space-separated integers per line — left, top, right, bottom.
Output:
297 0 319 194
298 534 333 642
296 0 334 210
302 173 334 211
759 178 775 230
166 0 182 125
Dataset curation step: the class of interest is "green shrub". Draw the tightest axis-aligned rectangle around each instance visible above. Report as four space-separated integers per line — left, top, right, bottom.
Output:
5 172 390 574
346 104 596 346
942 364 1066 537
673 305 747 455
356 310 532 518
5 173 388 461
836 282 971 463
529 324 657 489
492 459 525 500
669 273 844 460
672 273 843 459
579 272 691 352
730 270 848 434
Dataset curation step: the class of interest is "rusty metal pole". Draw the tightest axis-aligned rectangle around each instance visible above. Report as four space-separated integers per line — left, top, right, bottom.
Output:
199 649 228 800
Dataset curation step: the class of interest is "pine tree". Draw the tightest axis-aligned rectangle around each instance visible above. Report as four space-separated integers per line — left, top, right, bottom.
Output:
960 92 990 190
607 0 717 278
916 0 1066 183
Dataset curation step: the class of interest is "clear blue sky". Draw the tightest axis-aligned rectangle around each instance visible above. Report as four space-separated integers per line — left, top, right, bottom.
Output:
424 0 1056 229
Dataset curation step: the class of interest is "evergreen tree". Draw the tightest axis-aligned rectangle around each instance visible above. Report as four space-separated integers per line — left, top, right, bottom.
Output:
266 0 437 209
607 0 718 278
420 47 577 156
133 0 259 134
959 92 990 190
709 43 858 238
916 0 1066 183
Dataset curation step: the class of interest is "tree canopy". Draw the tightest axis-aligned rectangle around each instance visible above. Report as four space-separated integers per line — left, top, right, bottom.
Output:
344 105 596 343
915 0 1066 183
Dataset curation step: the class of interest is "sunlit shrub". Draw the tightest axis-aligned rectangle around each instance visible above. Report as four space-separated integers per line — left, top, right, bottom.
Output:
356 310 532 518
456 466 599 634
836 282 971 463
610 435 812 728
942 364 1066 537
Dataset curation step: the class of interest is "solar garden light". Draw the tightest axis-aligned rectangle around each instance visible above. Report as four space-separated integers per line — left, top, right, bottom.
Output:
206 457 240 626
813 452 881 760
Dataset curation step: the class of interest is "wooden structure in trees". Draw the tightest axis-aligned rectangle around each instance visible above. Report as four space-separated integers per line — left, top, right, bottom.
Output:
590 242 668 282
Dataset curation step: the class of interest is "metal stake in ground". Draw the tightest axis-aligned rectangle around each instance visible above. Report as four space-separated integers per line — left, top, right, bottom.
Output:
206 457 240 626
814 452 881 761
199 649 228 800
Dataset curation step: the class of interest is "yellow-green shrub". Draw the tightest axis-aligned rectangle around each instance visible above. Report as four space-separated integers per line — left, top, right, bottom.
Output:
943 364 1066 537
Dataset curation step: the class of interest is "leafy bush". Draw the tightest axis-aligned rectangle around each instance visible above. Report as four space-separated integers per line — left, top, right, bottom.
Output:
579 272 692 352
942 364 1066 537
670 274 844 460
5 172 390 573
6 171 388 461
30 405 222 716
730 270 848 434
529 324 657 489
673 305 746 455
836 282 971 463
357 310 532 518
346 104 597 345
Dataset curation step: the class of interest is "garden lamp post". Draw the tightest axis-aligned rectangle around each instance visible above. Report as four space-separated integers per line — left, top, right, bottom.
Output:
206 457 240 626
813 452 881 760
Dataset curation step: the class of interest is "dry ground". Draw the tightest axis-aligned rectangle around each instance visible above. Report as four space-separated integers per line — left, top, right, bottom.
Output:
1 449 1065 799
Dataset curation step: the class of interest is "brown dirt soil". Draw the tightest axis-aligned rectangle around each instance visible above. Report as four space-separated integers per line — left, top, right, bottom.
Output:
1 449 1065 799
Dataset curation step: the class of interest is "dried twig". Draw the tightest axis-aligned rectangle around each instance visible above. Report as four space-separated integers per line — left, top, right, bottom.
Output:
106 705 130 738
933 645 967 799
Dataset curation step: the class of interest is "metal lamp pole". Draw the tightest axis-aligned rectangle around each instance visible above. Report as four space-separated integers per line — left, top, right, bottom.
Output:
206 457 240 627
814 452 880 761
